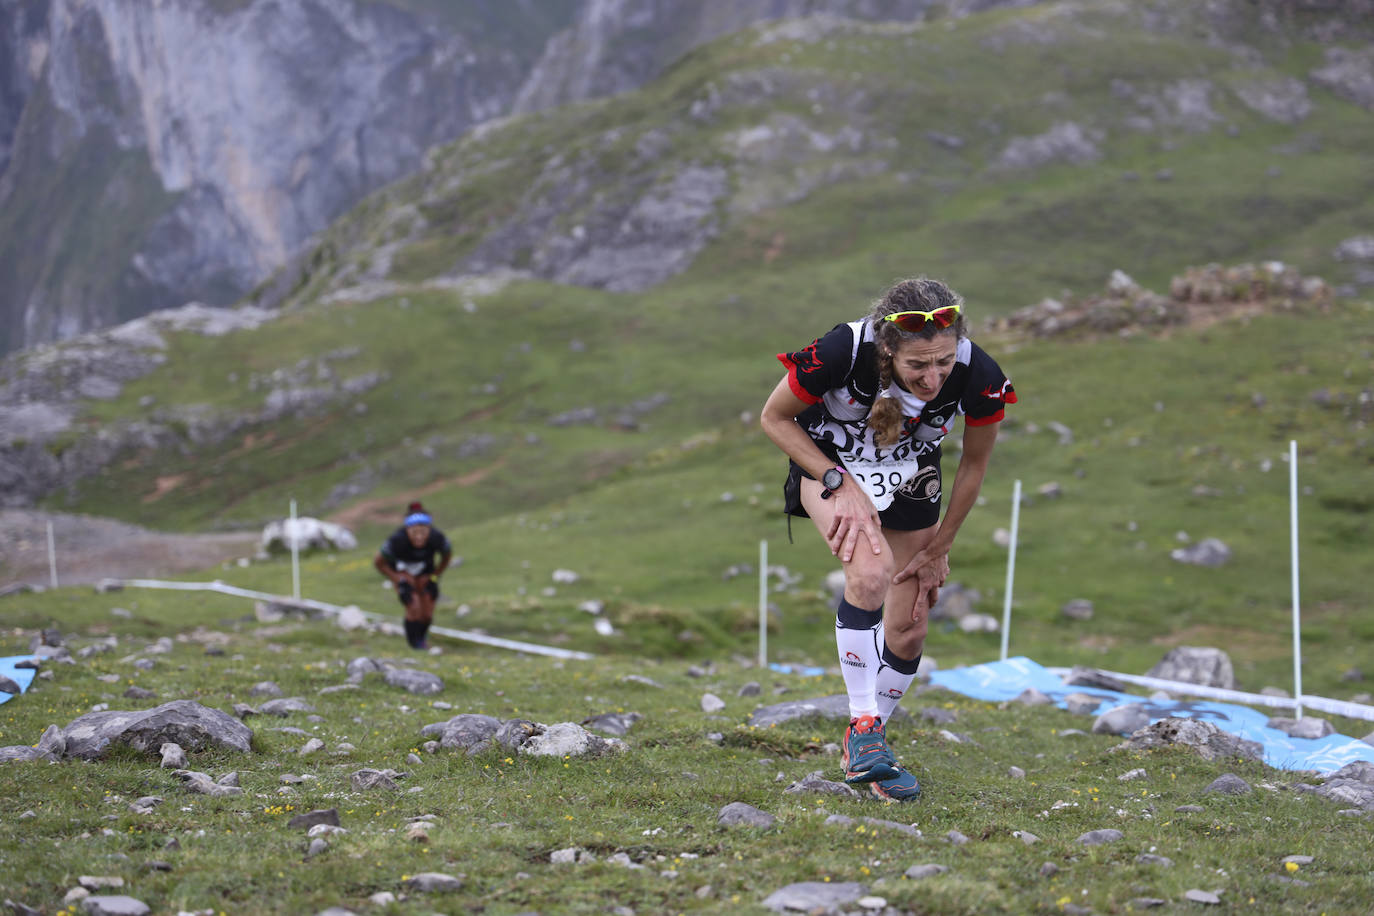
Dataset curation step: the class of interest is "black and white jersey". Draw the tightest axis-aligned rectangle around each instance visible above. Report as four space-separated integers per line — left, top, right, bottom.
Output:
777 318 1016 508
378 527 451 576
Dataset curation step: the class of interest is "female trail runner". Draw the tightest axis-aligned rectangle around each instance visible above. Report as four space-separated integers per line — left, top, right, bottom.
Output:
760 277 1016 801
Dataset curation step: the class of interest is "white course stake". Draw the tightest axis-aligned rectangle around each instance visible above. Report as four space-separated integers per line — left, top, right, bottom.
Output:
1290 440 1303 720
999 479 1022 662
46 520 58 589
758 540 769 668
290 498 301 600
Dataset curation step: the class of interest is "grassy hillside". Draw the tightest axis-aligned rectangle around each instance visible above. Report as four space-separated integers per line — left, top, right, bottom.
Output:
0 586 1370 915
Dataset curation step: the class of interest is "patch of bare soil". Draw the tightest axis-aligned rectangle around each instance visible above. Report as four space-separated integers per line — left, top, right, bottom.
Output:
0 510 260 590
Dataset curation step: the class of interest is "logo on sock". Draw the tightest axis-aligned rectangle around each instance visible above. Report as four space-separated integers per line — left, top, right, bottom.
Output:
879 688 904 700
842 651 866 668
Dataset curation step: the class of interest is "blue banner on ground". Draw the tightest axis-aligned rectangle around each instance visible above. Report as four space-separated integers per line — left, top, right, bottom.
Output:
0 655 38 705
929 656 1374 775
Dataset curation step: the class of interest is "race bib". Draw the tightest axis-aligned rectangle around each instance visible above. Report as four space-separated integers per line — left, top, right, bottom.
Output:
844 453 930 511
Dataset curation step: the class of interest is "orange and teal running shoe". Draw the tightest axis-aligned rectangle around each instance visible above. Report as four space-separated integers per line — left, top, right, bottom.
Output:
868 764 921 802
842 715 899 784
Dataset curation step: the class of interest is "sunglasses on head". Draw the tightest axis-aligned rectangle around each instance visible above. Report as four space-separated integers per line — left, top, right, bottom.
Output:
882 304 961 333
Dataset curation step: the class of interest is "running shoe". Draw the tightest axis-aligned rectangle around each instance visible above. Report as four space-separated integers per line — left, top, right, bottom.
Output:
868 764 921 802
842 715 899 784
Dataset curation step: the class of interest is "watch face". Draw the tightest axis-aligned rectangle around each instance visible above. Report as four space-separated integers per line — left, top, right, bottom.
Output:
823 468 844 490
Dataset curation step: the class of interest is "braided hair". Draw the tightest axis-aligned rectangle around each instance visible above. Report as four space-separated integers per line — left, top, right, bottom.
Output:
866 278 968 446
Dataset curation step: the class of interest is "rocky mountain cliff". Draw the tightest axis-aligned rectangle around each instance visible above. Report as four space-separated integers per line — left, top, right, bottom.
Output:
0 0 974 356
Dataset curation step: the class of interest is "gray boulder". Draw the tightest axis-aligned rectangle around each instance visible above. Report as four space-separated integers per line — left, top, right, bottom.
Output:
1093 704 1151 735
1204 773 1252 796
519 722 625 758
1170 538 1231 567
1295 761 1374 811
1114 717 1261 763
382 667 444 696
1267 716 1335 739
423 714 503 751
1064 666 1128 692
762 881 868 913
1146 647 1235 689
717 802 775 828
258 698 316 717
62 700 253 760
79 896 150 916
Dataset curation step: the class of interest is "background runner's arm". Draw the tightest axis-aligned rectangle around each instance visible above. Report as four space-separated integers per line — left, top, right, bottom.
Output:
434 549 452 578
373 552 407 584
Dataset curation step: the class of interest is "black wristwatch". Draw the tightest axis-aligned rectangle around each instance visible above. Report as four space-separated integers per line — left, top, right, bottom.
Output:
820 466 846 499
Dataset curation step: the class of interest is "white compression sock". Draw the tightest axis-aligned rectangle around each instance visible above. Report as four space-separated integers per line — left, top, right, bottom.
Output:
835 598 883 719
875 638 922 722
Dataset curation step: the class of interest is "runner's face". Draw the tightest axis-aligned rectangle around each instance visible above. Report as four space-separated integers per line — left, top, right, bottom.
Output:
406 524 430 547
890 334 958 401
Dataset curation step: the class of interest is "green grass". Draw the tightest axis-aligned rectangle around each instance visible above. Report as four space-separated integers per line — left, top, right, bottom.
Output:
0 590 1369 915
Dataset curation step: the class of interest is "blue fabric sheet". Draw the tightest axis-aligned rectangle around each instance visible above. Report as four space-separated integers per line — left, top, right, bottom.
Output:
929 656 1374 775
0 655 38 705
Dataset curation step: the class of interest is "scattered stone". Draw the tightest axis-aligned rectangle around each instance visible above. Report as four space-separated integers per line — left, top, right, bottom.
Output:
401 872 463 893
1113 717 1262 763
383 667 444 696
701 693 726 713
1014 830 1040 846
784 771 859 798
1130 898 1166 909
424 713 502 751
747 695 853 727
519 722 626 758
761 881 868 913
921 707 957 725
718 802 775 828
1184 889 1222 905
1076 829 1124 846
122 686 156 700
287 809 340 830
1064 666 1128 691
1136 854 1174 866
947 830 969 845
1170 538 1231 567
1064 693 1105 715
1281 855 1315 865
305 838 329 858
249 681 284 697
1204 773 1252 796
1039 862 1059 878
1093 704 1150 735
1008 766 1026 779
351 769 402 791
1267 716 1335 739
1175 805 1204 813
1012 688 1053 706
61 700 253 759
159 743 187 769
621 674 664 689
582 712 642 737
78 877 124 890
1118 768 1147 782
259 698 316 717
738 682 762 697
1061 600 1094 621
299 738 325 756
1294 760 1374 810
171 770 243 797
903 864 950 879
79 897 150 916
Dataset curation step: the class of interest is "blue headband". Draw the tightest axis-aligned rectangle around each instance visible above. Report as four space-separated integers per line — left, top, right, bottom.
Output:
404 513 432 527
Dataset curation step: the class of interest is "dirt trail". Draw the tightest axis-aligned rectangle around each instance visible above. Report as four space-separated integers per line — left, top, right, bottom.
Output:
0 510 260 590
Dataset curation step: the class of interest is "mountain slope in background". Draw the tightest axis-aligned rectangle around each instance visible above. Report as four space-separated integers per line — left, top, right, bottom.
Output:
0 0 977 355
2 0 1373 519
